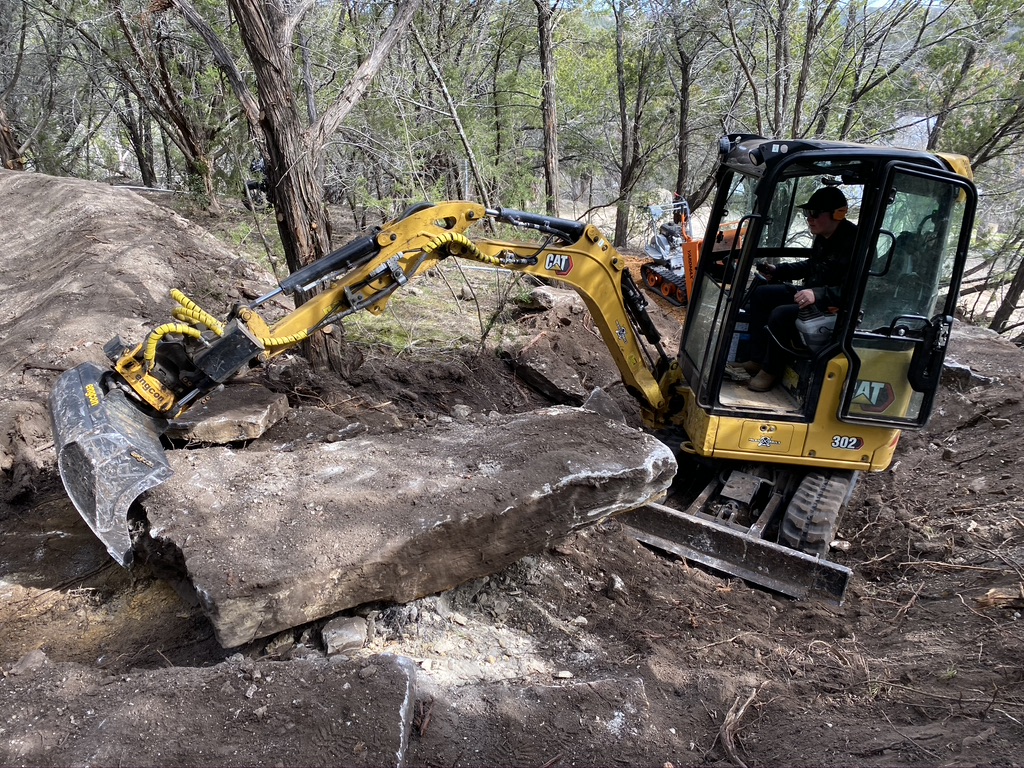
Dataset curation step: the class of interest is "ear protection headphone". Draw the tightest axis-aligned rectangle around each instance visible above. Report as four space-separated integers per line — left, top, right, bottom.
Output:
832 206 848 221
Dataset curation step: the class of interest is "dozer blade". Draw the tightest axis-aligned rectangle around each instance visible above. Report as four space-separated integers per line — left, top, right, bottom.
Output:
49 362 173 567
621 502 851 604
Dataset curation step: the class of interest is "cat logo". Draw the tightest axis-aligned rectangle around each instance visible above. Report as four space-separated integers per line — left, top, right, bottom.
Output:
545 253 573 276
852 379 895 413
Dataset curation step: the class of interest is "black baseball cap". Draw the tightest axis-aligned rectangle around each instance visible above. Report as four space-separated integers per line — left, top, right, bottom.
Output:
797 186 848 212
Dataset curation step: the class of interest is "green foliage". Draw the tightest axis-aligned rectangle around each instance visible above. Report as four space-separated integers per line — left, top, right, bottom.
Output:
4 0 1024 327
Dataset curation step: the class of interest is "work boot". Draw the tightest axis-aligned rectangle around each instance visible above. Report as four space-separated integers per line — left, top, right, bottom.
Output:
738 360 761 375
748 371 777 392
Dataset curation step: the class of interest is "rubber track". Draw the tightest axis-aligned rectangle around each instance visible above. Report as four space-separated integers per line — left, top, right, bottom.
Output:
779 470 857 557
640 264 688 307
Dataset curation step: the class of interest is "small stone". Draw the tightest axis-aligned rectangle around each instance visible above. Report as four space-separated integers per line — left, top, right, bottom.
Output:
9 649 48 676
358 665 378 680
322 616 367 656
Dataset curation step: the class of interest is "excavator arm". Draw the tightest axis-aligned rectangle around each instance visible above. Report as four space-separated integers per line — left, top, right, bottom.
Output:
50 201 679 565
105 201 674 423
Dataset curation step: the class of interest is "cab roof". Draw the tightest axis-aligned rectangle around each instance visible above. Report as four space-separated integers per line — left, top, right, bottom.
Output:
719 134 973 182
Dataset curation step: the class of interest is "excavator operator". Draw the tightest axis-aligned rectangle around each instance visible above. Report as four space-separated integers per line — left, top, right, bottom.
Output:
738 186 857 392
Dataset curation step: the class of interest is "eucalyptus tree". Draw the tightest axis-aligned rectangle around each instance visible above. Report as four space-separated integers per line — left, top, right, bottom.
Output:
606 0 677 246
0 107 20 170
700 0 981 142
368 0 504 211
482 0 551 208
658 0 724 210
26 0 239 207
0 0 29 170
163 0 422 278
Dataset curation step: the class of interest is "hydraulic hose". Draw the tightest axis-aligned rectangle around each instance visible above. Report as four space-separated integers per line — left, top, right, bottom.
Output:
260 329 309 348
423 231 500 266
143 323 206 370
170 289 225 336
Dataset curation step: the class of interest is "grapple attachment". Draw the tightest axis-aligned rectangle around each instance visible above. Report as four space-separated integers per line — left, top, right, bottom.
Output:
49 362 173 567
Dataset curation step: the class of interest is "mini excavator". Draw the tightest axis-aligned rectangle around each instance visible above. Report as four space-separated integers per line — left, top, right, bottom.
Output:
50 135 977 602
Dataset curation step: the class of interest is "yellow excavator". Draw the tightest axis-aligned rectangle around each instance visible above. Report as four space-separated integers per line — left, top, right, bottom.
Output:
49 135 977 602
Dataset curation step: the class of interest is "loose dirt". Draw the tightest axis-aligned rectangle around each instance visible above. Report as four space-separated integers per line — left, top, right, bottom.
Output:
1 171 1023 767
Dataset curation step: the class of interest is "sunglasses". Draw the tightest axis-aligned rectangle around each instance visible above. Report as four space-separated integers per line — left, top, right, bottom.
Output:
802 209 829 219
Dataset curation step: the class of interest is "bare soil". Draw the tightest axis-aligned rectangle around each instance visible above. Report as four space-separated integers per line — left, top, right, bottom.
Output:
2 172 1023 767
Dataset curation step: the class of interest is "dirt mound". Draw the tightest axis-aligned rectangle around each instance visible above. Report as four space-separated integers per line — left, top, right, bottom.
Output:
2 172 1024 766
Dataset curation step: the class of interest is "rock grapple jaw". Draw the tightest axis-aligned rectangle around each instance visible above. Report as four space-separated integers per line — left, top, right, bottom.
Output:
49 362 173 567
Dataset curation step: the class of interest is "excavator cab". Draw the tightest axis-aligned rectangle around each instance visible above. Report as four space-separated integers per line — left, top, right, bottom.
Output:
678 135 975 466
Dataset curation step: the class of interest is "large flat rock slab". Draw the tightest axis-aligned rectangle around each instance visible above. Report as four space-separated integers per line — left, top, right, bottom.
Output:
143 405 676 647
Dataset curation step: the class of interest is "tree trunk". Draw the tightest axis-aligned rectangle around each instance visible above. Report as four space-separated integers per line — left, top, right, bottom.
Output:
228 0 332 275
222 0 421 371
988 231 1024 333
928 44 976 151
535 0 559 216
0 108 24 171
673 43 692 207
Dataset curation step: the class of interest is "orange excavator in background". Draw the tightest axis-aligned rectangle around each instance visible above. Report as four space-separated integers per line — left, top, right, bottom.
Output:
49 135 977 604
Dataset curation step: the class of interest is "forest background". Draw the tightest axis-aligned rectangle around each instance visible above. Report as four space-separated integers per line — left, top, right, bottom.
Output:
1 0 1023 337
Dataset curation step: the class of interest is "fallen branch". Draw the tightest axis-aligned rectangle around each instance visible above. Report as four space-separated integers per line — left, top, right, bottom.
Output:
881 712 940 761
976 584 1024 610
893 582 924 624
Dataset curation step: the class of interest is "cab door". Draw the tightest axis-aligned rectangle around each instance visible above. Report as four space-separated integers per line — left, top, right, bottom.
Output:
679 170 760 408
841 164 975 427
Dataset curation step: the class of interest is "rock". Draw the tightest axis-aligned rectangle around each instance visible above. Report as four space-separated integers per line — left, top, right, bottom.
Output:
582 387 627 423
142 404 676 647
165 381 290 443
7 649 48 676
942 360 994 389
519 286 586 313
322 616 368 655
512 331 588 403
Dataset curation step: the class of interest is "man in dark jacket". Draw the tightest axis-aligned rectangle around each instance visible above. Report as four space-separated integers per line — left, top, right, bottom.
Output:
739 186 857 392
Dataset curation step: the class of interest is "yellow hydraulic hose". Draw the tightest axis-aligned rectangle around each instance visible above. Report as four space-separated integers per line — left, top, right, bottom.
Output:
260 329 309 348
423 231 499 266
143 324 206 370
170 289 224 336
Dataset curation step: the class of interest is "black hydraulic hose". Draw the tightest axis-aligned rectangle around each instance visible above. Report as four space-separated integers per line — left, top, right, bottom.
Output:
622 271 670 364
487 207 586 244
